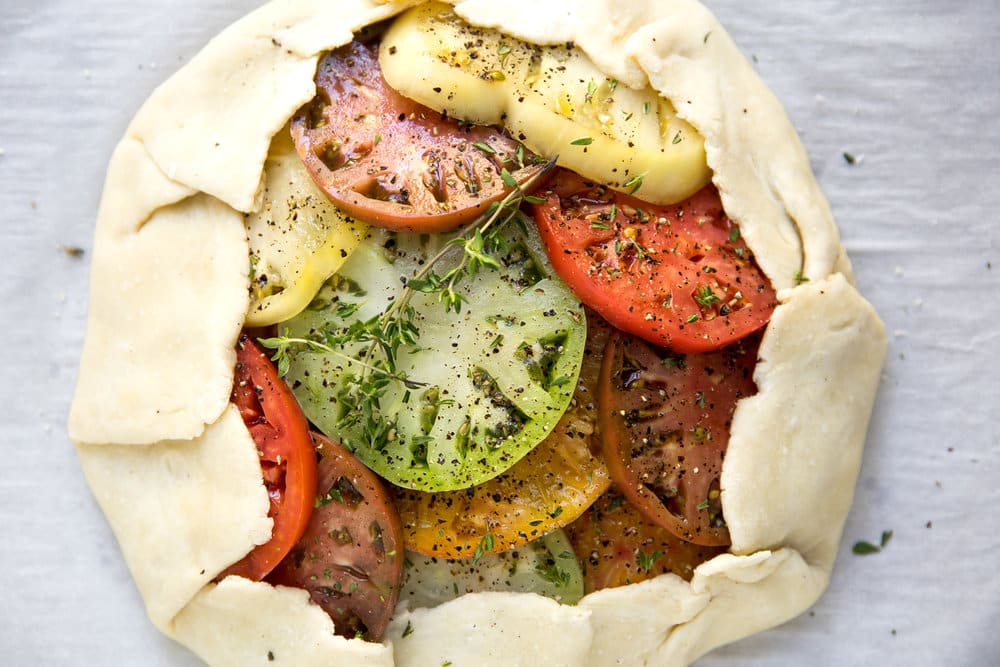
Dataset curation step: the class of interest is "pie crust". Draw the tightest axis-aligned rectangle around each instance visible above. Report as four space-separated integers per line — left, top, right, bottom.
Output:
69 1 886 665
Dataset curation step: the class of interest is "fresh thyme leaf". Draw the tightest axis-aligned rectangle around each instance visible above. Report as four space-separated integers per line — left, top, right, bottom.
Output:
794 269 810 284
473 532 495 564
501 168 517 189
852 541 881 555
591 221 611 230
535 558 571 587
402 621 414 638
696 499 709 511
623 173 644 195
637 549 663 573
672 131 682 145
880 529 894 547
685 313 699 323
473 141 496 155
571 137 594 146
694 285 721 308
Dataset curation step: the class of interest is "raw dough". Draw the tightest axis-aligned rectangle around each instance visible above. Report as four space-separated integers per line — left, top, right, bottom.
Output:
69 1 886 665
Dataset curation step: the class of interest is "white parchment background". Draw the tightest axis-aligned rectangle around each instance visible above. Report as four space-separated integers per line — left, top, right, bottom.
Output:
1 0 997 664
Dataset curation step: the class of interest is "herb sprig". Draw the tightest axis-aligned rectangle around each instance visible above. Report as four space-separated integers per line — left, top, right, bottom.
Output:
259 158 557 453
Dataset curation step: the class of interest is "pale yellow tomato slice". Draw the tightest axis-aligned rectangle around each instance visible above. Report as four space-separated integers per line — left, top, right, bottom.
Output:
245 127 366 327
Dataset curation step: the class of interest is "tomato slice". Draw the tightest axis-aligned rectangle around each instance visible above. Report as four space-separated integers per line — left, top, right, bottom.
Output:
219 335 318 581
565 492 726 592
598 331 760 546
269 433 404 641
292 37 542 233
391 312 612 558
532 169 776 353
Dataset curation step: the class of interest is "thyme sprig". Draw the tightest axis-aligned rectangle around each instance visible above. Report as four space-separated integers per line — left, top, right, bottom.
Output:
258 157 557 452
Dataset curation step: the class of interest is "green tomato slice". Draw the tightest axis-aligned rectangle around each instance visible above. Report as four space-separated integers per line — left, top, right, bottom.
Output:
283 219 586 491
399 530 584 609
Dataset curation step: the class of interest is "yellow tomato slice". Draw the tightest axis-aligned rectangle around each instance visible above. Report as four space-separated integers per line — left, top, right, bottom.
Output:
394 313 612 558
245 127 366 327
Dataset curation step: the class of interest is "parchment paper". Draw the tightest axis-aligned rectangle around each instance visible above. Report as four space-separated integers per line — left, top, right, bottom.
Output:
1 0 997 664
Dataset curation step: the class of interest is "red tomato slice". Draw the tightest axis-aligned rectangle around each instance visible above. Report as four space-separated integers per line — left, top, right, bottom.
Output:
219 335 318 581
532 169 776 353
565 491 726 592
270 433 405 641
598 331 760 546
292 37 542 233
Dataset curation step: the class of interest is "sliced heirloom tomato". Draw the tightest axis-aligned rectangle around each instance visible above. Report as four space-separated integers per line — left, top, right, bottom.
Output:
598 331 760 546
400 529 584 609
566 492 726 592
292 37 542 233
392 313 612 558
285 223 586 492
219 335 318 582
270 433 404 641
532 169 776 353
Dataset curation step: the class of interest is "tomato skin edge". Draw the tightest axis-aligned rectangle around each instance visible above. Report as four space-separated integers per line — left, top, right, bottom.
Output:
218 335 318 582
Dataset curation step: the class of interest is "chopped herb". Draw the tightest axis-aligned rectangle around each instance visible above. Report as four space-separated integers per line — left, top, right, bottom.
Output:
695 391 706 408
637 549 663 573
729 227 740 243
852 541 881 555
373 133 381 147
696 499 709 511
685 313 699 323
585 79 597 103
528 519 543 526
402 621 414 637
694 285 721 308
473 141 496 155
500 168 517 188
793 269 809 284
623 173 644 194
536 558 571 587
643 101 651 114
548 506 564 519
473 532 495 564
880 529 894 547
591 221 611 230
607 495 625 511
608 78 619 93
843 151 858 165
672 131 682 145
703 31 712 44
570 137 594 146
